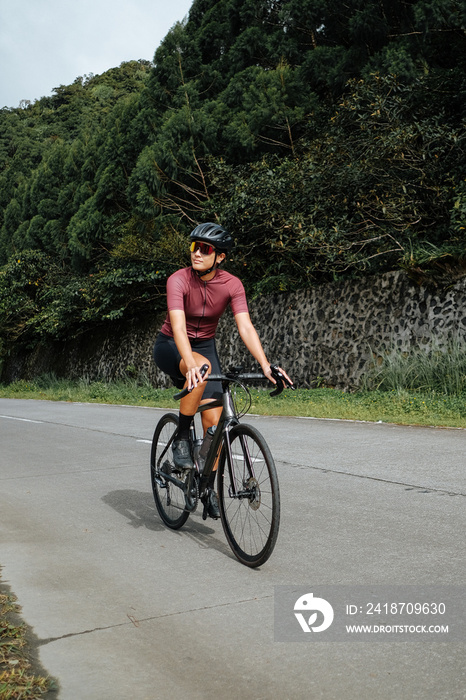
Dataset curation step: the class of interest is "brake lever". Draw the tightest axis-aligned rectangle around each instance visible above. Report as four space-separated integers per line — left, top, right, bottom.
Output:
269 364 295 397
269 384 283 398
173 363 210 400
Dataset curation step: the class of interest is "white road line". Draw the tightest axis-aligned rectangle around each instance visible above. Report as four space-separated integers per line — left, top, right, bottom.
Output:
0 415 43 424
137 439 152 444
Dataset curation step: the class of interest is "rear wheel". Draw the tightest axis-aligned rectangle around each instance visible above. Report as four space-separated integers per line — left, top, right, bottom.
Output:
150 413 190 529
218 424 280 567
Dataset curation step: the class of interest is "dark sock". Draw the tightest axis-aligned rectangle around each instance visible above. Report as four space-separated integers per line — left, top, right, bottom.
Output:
177 413 194 441
208 470 217 489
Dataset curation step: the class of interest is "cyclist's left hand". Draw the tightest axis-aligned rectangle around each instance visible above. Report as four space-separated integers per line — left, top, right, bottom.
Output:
263 364 294 388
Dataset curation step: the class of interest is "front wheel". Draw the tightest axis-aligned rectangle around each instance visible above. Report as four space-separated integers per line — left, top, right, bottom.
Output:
150 413 190 529
218 424 280 567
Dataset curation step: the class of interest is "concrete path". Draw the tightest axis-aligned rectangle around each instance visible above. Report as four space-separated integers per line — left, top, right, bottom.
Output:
0 399 465 699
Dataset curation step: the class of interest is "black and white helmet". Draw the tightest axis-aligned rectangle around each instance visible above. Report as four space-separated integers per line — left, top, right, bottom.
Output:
189 222 234 252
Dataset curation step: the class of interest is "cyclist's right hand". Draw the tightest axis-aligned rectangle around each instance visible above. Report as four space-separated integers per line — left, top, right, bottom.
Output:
186 364 209 391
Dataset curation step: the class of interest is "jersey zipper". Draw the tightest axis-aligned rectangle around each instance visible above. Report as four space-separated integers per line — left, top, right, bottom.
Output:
195 280 208 338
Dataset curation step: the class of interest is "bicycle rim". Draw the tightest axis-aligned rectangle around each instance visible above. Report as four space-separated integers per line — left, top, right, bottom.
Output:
218 424 280 567
150 413 190 529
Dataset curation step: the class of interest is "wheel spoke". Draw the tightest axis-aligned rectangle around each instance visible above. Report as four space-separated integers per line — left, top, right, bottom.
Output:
150 414 190 529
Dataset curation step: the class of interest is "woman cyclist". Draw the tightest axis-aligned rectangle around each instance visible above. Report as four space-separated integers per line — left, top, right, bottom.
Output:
153 222 293 518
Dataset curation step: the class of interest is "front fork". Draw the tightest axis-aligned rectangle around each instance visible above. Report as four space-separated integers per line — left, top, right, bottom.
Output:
224 430 256 500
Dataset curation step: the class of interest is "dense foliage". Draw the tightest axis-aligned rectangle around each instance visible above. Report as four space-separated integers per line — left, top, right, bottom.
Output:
0 0 465 355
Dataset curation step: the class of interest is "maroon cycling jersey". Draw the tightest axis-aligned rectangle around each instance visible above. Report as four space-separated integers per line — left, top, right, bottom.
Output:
160 267 249 339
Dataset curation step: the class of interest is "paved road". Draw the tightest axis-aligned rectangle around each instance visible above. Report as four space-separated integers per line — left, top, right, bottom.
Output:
0 398 465 700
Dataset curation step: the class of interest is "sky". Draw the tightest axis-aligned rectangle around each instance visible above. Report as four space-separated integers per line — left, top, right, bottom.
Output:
0 0 194 108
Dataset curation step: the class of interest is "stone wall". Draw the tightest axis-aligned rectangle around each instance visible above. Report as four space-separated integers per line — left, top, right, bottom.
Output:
216 270 466 389
2 270 465 390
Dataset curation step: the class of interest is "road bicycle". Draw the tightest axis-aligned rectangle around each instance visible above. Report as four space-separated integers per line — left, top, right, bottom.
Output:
150 365 293 567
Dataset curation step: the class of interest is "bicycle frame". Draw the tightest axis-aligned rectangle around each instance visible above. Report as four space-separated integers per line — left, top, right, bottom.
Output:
187 379 239 506
159 376 260 511
154 379 239 510
159 366 293 512
152 366 290 565
196 375 270 503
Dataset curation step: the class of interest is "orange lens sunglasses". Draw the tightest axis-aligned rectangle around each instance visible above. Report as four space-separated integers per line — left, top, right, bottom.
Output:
190 241 216 255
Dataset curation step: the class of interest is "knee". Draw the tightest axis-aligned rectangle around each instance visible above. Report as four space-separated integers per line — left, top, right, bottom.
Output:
195 355 211 374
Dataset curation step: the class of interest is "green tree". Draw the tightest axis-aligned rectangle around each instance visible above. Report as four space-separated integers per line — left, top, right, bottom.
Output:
207 72 465 293
0 0 465 359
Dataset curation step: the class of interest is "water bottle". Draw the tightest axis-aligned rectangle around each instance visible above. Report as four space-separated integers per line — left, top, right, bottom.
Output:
197 425 216 470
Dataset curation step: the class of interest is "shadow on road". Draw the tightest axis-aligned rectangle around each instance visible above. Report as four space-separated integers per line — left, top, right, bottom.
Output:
102 489 235 561
102 489 165 531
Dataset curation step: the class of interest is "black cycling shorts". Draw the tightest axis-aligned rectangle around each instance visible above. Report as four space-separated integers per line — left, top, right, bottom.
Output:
153 332 223 400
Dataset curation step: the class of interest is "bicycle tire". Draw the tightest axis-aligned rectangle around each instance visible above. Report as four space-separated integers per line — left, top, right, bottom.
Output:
150 413 190 529
218 423 280 567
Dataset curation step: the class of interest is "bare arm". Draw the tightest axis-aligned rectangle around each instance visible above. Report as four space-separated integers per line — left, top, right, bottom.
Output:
234 312 293 386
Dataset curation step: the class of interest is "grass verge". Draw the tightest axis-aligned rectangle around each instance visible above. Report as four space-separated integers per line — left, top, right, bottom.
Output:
0 376 464 428
0 569 57 699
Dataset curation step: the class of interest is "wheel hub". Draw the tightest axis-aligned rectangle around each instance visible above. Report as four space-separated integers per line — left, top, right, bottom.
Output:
245 477 261 510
